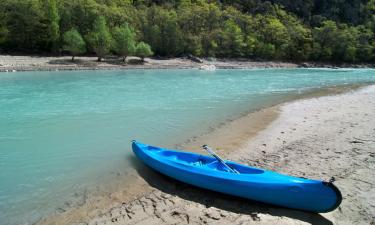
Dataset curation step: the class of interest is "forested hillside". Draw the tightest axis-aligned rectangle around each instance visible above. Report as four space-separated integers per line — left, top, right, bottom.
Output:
0 0 374 63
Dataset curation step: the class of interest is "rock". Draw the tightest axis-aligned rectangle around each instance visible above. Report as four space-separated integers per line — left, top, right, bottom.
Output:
204 210 221 220
187 54 203 63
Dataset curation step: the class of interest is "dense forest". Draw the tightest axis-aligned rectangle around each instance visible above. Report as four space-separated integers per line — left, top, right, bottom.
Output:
0 0 374 63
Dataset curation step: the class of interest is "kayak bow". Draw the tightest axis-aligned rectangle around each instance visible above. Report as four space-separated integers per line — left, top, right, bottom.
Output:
132 140 342 212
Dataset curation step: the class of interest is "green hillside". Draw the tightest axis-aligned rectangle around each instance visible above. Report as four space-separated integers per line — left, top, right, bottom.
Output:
0 0 374 62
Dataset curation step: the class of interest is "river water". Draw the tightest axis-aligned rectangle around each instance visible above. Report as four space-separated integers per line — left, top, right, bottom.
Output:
1 68 375 224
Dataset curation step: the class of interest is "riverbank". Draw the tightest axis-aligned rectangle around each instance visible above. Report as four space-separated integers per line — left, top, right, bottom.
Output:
36 84 375 225
1 55 374 72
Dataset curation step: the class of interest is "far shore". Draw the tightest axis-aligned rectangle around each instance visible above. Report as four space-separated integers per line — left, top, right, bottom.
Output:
0 55 374 72
35 84 375 225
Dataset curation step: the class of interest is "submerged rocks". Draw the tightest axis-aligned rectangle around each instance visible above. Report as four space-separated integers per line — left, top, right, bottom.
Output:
199 64 216 71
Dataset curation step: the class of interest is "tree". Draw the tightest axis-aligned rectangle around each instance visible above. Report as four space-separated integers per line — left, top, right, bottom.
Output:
141 6 182 56
244 34 258 57
1 0 49 52
86 16 112 62
257 16 290 59
356 26 374 62
256 42 276 59
0 16 8 46
62 28 86 61
135 42 153 61
0 26 7 45
312 20 338 61
45 0 60 52
312 21 362 62
112 23 136 62
219 19 245 57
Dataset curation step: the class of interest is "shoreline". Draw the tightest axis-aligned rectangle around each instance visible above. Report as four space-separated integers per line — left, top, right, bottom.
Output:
35 83 374 225
1 55 374 72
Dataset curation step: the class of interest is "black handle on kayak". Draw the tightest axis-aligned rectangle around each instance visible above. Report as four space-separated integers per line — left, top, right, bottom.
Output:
202 145 239 174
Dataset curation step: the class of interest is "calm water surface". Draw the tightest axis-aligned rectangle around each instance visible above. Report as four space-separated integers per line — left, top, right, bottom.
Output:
1 68 375 224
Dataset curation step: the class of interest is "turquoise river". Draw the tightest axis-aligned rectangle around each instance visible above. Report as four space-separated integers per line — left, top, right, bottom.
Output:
1 68 375 224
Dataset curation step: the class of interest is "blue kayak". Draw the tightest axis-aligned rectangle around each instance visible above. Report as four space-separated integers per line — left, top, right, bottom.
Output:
132 141 342 212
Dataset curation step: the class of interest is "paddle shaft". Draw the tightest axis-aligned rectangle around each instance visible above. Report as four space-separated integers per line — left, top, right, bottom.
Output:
202 145 239 174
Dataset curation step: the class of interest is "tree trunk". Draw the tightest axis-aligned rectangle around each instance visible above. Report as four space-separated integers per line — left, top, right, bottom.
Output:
97 57 102 62
71 55 75 62
122 56 127 63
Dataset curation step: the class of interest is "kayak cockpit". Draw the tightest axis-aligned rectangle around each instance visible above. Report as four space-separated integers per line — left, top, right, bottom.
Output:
153 149 264 174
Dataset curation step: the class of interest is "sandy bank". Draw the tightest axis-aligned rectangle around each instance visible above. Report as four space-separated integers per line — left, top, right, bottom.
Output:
36 85 375 225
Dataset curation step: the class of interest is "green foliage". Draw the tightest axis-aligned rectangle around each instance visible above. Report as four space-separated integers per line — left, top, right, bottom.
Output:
1 0 49 52
86 16 112 61
112 23 136 62
45 0 60 52
311 20 370 62
0 16 8 46
256 16 290 59
135 42 153 61
0 26 8 46
219 19 245 57
141 6 183 56
0 0 374 63
62 28 86 61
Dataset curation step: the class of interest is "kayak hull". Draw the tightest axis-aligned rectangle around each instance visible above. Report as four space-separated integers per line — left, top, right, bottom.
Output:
132 141 342 212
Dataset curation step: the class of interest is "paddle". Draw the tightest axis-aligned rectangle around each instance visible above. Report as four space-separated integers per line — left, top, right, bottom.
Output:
202 145 239 174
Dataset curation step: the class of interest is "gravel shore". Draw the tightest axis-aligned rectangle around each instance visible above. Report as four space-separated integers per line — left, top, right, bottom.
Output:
0 55 299 72
2 55 374 72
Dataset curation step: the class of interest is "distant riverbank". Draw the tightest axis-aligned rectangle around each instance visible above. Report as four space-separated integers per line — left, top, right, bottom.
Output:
1 55 374 72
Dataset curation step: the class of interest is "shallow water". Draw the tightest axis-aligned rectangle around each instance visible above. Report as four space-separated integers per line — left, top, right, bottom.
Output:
1 68 375 224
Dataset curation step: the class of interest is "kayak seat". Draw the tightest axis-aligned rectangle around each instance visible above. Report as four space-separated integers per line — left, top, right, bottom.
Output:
203 160 264 174
157 150 263 174
205 161 220 168
226 162 264 174
159 151 208 165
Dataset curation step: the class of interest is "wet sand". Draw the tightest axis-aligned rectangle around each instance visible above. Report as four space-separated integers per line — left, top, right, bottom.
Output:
35 84 375 225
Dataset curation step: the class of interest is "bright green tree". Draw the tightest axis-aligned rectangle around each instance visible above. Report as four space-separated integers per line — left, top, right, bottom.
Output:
135 41 153 61
244 35 258 57
259 16 290 59
112 23 136 62
86 16 112 62
45 0 60 52
220 19 245 57
62 28 86 61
